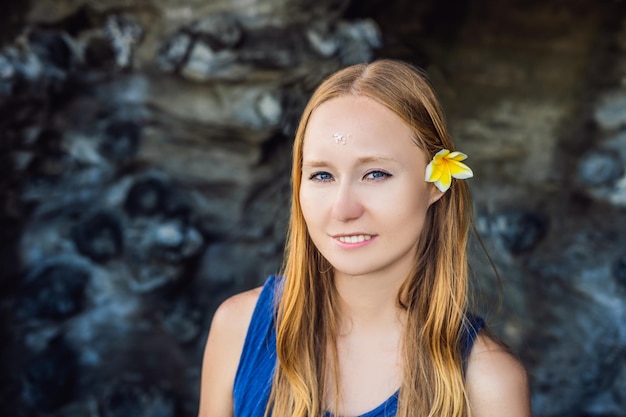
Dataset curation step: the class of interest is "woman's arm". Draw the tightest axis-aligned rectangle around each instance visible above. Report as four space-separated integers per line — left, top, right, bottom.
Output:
197 288 261 417
465 334 532 417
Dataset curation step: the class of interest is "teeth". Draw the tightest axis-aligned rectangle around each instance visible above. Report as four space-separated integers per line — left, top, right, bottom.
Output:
337 235 372 243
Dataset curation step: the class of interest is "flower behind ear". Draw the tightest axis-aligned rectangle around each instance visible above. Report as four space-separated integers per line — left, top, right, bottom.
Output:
425 149 473 192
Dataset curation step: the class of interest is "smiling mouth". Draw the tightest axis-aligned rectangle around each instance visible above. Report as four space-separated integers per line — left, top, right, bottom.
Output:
335 234 373 244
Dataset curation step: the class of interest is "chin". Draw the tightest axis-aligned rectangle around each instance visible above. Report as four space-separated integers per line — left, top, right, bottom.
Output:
326 261 379 278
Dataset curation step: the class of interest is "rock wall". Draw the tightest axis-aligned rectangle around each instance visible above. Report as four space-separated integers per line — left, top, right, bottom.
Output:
1 0 626 416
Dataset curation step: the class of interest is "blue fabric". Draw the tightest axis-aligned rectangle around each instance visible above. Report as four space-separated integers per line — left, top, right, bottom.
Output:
233 276 484 417
233 275 280 417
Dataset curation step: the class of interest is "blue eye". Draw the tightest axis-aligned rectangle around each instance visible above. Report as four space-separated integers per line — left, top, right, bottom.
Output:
309 171 333 182
364 170 391 180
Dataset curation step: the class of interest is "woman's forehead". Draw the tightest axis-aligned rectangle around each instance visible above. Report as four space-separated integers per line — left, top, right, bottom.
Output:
305 96 412 141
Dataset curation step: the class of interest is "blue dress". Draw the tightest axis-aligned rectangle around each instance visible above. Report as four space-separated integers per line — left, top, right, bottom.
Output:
233 276 484 417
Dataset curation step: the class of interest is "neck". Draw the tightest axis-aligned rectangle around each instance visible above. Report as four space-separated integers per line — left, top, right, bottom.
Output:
333 270 407 333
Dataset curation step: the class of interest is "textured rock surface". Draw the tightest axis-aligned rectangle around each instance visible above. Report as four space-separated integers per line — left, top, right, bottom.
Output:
1 0 626 416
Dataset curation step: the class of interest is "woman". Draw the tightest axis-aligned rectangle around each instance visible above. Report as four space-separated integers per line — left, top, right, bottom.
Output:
198 59 530 417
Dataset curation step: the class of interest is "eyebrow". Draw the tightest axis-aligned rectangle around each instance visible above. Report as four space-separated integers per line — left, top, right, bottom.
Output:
302 155 400 168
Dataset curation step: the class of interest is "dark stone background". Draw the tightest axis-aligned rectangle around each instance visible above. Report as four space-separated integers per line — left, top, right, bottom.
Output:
1 0 625 416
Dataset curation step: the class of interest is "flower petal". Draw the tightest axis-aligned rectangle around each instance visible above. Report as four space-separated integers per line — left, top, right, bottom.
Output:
433 149 450 163
435 163 452 192
425 161 434 181
448 151 468 161
431 163 445 182
447 160 474 179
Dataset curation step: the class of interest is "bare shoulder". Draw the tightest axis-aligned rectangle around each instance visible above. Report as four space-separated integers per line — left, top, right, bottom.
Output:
466 333 531 417
204 286 263 363
211 286 263 333
197 287 263 417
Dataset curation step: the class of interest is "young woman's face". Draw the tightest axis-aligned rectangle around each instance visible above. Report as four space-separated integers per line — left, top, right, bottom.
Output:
300 95 442 280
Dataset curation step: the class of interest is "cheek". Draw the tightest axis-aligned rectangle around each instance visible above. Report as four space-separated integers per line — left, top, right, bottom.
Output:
390 181 432 209
400 187 434 226
298 186 319 226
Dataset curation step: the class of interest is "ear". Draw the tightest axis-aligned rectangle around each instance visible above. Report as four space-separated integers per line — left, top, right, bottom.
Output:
428 183 445 206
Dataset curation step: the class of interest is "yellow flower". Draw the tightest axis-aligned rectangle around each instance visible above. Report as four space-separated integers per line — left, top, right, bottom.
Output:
425 149 473 192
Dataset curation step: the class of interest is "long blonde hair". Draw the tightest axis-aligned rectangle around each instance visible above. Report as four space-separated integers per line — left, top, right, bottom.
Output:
269 59 474 417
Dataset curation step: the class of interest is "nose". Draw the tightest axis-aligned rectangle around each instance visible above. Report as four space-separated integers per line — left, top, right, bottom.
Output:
331 183 364 222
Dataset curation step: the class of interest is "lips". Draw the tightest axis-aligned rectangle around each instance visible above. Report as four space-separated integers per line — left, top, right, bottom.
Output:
334 234 374 243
